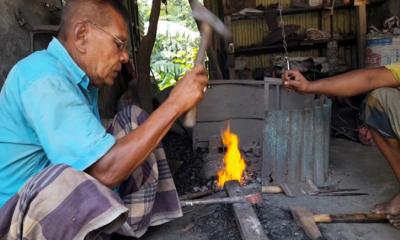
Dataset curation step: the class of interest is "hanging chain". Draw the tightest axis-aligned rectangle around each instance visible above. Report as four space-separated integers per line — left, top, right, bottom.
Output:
278 5 290 70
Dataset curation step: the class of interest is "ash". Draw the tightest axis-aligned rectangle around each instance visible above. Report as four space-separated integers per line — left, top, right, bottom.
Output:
190 203 308 240
256 203 309 240
162 133 210 194
193 204 241 240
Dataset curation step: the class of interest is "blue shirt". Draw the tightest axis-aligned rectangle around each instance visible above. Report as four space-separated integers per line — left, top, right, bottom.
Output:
0 38 116 207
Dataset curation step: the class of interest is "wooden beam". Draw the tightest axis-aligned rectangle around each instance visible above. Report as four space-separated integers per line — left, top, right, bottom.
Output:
224 181 269 240
221 15 236 79
356 2 367 68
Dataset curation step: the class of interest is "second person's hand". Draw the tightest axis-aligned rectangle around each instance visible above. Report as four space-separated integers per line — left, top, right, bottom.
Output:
282 69 311 94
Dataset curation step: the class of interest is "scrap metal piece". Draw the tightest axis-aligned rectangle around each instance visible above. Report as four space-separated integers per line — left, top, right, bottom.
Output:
180 193 262 206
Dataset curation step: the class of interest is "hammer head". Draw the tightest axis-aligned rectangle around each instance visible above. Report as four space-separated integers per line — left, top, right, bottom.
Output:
291 207 323 240
191 1 232 40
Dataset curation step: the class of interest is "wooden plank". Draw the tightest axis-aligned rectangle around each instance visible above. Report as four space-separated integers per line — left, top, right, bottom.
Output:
356 3 367 68
223 15 236 79
224 181 269 240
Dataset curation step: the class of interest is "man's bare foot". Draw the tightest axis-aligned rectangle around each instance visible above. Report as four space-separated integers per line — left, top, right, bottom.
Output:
372 193 400 229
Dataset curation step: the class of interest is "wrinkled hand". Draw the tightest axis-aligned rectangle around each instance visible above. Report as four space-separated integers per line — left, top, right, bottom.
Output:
282 69 311 94
168 65 209 114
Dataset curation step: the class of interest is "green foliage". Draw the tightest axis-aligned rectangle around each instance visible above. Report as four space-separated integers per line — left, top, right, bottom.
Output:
151 33 199 90
138 0 202 31
158 0 198 31
137 0 201 90
138 0 151 23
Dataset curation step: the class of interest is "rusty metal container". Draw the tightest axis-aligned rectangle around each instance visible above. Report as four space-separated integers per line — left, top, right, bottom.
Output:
262 78 331 185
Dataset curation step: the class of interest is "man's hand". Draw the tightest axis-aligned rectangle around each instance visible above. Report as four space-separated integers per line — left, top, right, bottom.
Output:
282 69 311 94
167 65 209 114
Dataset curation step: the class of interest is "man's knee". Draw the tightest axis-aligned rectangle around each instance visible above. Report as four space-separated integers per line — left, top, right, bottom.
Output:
367 88 398 106
109 105 149 137
20 164 122 216
20 165 96 195
363 88 400 139
116 105 149 123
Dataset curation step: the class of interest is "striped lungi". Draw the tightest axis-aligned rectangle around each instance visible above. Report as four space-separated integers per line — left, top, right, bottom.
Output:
0 105 182 240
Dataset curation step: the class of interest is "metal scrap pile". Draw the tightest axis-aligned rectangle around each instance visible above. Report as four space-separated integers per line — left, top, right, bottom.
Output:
272 56 348 75
370 16 400 35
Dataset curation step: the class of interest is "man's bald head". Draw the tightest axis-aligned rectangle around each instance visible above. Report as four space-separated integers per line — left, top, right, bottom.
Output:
58 0 129 41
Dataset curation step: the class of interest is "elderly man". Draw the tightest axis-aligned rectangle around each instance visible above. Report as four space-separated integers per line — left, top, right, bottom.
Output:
0 0 207 239
283 64 400 229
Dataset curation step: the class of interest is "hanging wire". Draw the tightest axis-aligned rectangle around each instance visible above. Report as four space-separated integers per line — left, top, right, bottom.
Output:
278 5 290 70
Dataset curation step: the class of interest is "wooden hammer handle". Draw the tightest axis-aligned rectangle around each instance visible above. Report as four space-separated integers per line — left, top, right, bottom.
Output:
183 108 197 127
261 185 283 193
314 213 387 223
183 24 212 128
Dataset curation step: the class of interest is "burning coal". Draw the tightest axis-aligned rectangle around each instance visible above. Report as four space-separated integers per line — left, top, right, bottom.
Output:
216 127 246 188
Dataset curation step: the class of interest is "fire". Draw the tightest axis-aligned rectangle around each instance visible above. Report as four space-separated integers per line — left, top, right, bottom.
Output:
216 127 246 188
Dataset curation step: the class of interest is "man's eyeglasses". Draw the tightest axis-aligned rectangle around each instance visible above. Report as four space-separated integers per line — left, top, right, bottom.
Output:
87 21 128 51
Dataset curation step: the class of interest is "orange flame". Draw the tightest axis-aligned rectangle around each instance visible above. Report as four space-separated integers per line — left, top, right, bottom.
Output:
216 127 246 188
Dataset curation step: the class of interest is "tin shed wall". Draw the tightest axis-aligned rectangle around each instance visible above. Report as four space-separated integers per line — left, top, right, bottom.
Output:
205 0 357 71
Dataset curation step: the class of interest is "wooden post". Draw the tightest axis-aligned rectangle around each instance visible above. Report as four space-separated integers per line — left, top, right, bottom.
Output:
224 180 268 240
356 1 367 68
223 15 236 79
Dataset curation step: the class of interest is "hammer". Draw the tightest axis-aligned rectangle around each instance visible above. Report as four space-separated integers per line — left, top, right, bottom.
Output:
183 1 232 127
291 207 387 240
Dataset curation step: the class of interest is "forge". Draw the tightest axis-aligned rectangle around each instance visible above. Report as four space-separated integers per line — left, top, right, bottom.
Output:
149 131 398 240
194 78 331 187
152 78 397 240
214 127 267 240
172 78 333 240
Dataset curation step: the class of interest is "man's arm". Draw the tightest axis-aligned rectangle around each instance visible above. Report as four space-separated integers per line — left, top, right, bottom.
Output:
282 67 400 96
86 65 208 188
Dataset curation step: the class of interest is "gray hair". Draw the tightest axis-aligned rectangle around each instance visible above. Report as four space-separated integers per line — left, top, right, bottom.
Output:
58 0 129 40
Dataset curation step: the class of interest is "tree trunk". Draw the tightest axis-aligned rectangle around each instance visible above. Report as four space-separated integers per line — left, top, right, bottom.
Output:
136 0 162 113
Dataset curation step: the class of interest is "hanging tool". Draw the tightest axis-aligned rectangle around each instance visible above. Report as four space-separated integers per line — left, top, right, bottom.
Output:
183 1 232 127
291 207 387 240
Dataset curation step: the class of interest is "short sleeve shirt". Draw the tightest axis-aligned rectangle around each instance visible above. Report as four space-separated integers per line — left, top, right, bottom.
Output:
0 38 115 207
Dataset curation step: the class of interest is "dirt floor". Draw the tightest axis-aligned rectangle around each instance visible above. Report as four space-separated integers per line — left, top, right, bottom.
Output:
138 135 400 240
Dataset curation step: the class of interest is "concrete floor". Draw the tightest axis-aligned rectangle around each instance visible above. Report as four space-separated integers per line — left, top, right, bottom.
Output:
141 138 400 240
